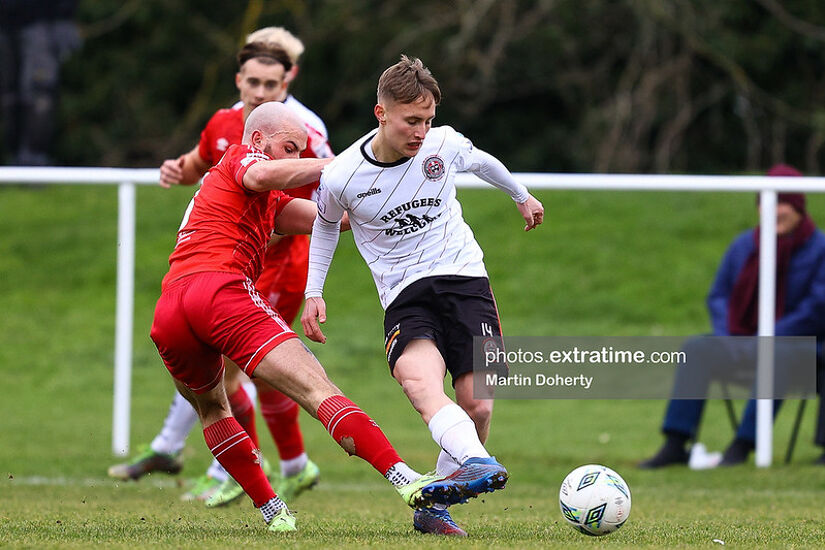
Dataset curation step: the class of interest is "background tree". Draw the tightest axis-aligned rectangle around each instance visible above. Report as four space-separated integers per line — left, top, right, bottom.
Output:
42 0 825 174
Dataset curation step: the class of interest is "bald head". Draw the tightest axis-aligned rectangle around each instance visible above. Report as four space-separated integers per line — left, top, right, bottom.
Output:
243 101 306 144
243 101 308 160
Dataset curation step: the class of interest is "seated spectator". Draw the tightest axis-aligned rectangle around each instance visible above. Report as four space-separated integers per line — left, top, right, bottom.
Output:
640 164 825 468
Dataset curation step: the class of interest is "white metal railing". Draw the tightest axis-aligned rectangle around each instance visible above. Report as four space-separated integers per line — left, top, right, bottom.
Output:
4 166 825 467
1 167 158 457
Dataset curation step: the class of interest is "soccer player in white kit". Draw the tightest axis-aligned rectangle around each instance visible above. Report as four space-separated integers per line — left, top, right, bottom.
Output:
301 55 544 536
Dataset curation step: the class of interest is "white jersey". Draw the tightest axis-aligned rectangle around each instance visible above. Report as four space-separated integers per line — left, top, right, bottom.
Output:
315 126 492 309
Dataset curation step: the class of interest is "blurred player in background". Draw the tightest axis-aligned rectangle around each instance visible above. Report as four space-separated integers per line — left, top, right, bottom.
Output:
149 100 479 533
109 29 331 508
301 55 544 536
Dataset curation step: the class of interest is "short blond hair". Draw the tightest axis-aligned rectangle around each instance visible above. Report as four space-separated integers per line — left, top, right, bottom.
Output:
377 55 441 105
246 27 304 65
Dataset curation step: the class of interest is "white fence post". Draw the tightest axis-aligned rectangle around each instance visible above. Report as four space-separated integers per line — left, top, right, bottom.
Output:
112 181 136 456
756 191 777 467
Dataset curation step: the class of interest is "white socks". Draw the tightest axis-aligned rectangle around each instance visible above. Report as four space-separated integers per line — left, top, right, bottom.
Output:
432 450 463 511
281 452 308 477
207 459 230 482
385 462 421 487
150 392 198 455
436 449 462 476
428 403 489 465
259 497 286 523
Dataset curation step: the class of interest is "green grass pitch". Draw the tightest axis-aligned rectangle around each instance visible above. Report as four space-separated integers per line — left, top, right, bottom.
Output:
1 183 824 548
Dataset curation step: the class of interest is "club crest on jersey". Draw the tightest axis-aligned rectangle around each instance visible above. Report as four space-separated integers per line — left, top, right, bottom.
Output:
422 155 445 181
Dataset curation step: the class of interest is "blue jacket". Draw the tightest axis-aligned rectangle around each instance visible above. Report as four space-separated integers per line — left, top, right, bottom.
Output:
707 228 825 354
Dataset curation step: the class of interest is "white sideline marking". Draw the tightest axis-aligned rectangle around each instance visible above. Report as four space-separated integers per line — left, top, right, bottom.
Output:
4 475 379 492
6 476 179 488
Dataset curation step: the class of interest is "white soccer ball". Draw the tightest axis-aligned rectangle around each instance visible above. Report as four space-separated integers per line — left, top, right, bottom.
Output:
559 464 631 536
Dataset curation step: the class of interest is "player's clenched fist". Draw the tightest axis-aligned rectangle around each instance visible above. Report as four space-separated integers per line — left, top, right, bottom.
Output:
517 195 544 232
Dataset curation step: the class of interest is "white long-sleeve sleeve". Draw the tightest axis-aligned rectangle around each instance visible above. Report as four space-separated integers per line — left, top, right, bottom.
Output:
464 147 530 204
304 214 341 299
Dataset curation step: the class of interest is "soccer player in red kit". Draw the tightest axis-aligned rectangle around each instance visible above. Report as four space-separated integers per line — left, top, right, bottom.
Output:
110 39 326 506
149 101 482 533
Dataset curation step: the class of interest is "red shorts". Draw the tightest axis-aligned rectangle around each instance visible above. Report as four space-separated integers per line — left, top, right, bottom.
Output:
256 234 309 326
150 271 297 393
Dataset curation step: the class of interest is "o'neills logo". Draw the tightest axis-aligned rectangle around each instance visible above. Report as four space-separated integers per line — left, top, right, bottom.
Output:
422 155 445 181
356 188 382 198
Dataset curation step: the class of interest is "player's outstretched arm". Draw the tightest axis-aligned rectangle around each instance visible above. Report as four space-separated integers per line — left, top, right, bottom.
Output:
244 157 332 193
274 199 351 235
517 195 544 232
301 297 328 343
463 147 544 231
302 198 344 343
159 146 209 188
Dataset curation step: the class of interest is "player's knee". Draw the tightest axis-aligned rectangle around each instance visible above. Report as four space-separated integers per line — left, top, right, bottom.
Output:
192 394 231 425
173 380 197 407
398 376 431 403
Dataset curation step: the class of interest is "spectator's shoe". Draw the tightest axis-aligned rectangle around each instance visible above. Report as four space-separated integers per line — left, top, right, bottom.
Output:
413 507 468 537
204 476 245 507
107 445 183 480
180 474 221 502
266 507 297 533
815 452 825 465
440 456 509 501
396 472 467 509
276 459 320 503
719 438 753 466
638 442 689 469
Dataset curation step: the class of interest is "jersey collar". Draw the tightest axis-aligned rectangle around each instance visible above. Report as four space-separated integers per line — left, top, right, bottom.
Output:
360 132 410 168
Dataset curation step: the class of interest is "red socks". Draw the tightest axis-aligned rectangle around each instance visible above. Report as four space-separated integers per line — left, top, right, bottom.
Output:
259 388 305 460
228 385 259 448
203 417 274 507
316 395 401 475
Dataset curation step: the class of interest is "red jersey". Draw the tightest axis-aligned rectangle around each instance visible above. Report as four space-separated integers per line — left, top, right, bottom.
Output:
162 144 294 288
198 106 243 168
197 103 329 199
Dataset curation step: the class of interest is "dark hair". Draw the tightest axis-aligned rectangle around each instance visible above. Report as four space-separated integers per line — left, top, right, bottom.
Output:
237 41 293 73
377 55 441 105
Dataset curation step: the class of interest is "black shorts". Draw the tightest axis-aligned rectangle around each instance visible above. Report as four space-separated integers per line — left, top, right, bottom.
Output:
383 275 503 385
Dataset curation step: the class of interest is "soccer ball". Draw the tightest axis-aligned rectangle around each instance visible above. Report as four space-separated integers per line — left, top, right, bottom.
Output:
559 464 631 536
